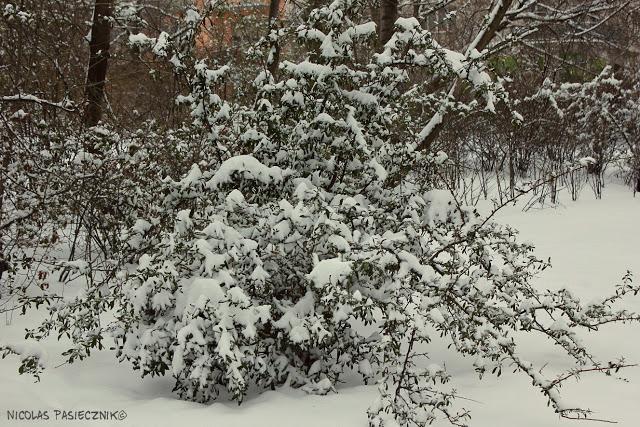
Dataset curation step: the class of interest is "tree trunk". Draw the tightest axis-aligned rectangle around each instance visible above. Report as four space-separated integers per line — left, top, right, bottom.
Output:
83 0 113 128
378 0 398 48
0 136 11 282
370 0 380 34
509 141 515 198
267 0 281 77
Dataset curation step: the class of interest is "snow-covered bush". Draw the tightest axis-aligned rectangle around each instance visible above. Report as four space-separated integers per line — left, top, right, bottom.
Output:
109 1 640 424
0 113 219 362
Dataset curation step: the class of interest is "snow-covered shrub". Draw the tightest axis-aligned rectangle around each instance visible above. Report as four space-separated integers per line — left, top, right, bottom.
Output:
0 113 221 368
108 1 640 425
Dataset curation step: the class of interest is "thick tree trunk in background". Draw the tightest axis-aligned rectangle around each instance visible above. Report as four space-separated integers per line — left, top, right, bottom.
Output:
0 139 11 281
267 0 281 77
83 0 113 128
378 0 398 48
370 0 380 34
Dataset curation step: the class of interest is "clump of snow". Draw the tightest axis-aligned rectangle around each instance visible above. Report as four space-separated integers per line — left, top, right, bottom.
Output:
206 155 289 189
578 157 597 166
306 258 353 288
129 33 155 48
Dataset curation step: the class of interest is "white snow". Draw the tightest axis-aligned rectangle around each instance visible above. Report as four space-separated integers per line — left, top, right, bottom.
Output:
320 34 337 58
128 33 155 47
429 308 446 324
61 260 90 274
206 155 288 189
152 32 169 57
306 258 353 289
1 183 640 427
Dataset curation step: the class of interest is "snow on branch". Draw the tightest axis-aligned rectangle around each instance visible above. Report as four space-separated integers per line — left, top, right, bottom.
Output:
0 94 76 112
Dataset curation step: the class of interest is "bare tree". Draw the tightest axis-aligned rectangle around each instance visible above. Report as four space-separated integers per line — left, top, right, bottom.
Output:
414 0 634 154
84 0 114 128
267 0 281 76
378 0 398 47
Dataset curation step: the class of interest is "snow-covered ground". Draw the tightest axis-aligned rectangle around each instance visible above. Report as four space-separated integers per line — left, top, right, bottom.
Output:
2 183 639 427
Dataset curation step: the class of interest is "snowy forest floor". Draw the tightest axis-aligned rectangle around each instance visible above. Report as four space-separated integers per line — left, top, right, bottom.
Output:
2 181 640 427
